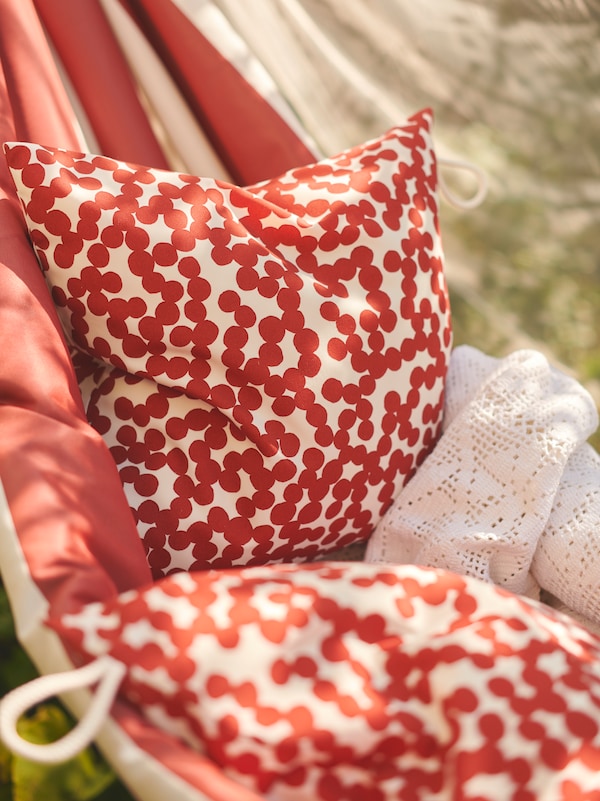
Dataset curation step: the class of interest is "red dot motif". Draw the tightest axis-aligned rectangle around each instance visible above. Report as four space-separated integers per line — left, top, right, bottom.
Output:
53 563 600 800
6 109 451 574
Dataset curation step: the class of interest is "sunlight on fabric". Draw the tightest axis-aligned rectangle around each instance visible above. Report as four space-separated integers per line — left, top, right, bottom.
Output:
100 0 232 178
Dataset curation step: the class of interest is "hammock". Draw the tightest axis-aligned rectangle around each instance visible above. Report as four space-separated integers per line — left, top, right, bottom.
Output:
1 2 600 800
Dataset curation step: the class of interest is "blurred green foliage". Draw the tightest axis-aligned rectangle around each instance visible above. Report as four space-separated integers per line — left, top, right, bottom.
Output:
432 4 600 449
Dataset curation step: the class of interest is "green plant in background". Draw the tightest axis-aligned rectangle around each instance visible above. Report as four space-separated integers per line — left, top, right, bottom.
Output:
429 4 600 452
0 583 134 801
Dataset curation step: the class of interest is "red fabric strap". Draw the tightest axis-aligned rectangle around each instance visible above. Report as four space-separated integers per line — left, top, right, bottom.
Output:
33 0 169 167
122 0 316 184
0 0 80 150
0 0 152 609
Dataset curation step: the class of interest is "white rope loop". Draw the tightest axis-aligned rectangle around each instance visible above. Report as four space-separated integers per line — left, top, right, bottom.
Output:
438 157 488 210
0 656 126 764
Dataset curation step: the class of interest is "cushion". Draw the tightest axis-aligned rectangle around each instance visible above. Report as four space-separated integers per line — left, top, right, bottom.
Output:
53 562 600 799
4 108 451 574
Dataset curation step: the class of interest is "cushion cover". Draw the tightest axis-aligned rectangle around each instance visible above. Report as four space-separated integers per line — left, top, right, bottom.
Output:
54 562 600 799
5 108 451 573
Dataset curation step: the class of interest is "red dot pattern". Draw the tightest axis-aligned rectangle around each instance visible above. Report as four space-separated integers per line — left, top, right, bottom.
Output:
5 109 451 574
55 563 600 799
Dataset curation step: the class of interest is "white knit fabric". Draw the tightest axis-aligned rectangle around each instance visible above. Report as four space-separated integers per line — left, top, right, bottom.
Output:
533 443 600 626
366 346 600 628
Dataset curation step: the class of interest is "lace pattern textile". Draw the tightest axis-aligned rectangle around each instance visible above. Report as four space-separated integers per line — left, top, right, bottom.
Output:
366 345 600 630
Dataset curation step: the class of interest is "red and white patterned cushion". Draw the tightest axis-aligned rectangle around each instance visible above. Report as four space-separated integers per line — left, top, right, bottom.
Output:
54 562 600 799
5 108 451 574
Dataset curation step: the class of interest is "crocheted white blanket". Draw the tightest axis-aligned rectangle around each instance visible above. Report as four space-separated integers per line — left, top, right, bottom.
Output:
366 345 600 632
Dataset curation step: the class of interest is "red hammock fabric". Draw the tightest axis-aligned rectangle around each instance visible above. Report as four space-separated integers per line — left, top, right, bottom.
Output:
117 0 317 183
0 1 320 797
0 0 150 609
33 0 170 167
